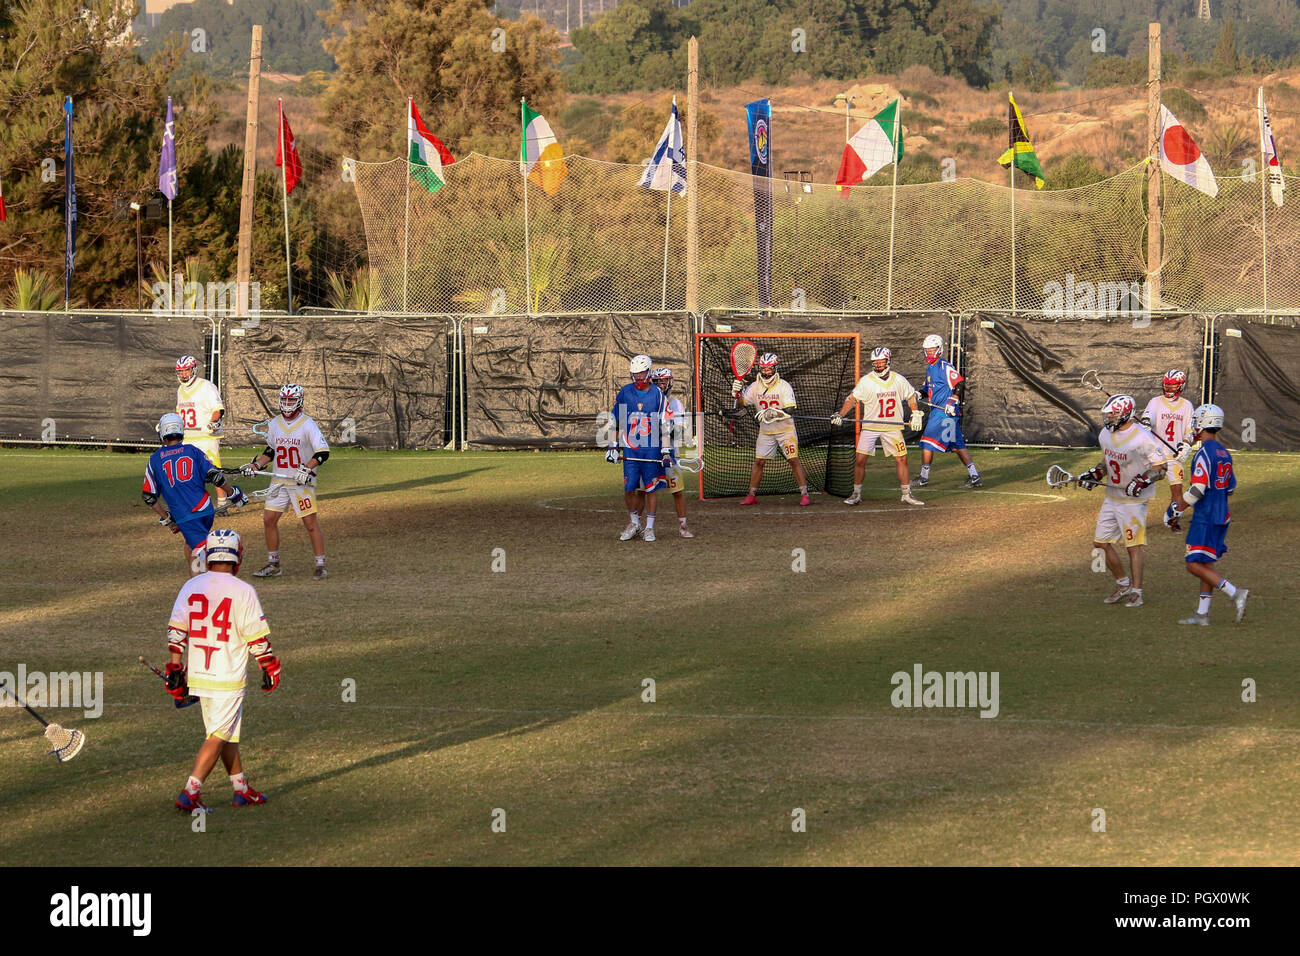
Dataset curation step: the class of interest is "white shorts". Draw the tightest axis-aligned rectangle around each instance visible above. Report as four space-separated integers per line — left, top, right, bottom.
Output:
200 693 244 742
185 434 222 468
756 429 799 460
856 429 907 457
1167 460 1185 486
1095 496 1150 547
263 482 319 517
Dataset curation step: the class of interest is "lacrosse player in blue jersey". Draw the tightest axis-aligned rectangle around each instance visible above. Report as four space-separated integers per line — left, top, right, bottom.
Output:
143 413 248 575
606 354 672 542
916 335 981 488
1160 404 1249 626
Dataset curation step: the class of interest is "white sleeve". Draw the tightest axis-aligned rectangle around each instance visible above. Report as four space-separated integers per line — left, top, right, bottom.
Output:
851 377 871 403
781 382 796 407
205 381 224 412
309 419 329 455
742 382 758 405
897 376 917 401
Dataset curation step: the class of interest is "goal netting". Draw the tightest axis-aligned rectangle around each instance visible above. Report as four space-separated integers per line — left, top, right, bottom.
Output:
695 333 859 499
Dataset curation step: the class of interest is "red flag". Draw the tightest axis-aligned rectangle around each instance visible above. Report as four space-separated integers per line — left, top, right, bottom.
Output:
275 100 303 195
0 173 7 221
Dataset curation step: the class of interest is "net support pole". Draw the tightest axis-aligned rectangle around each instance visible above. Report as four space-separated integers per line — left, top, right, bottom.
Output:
1009 157 1016 315
685 37 699 314
886 101 901 312
236 25 261 316
521 98 533 314
403 97 412 314
1146 22 1162 310
661 187 672 310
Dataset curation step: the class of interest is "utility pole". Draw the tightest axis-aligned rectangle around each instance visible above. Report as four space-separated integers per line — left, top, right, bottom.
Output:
236 25 262 316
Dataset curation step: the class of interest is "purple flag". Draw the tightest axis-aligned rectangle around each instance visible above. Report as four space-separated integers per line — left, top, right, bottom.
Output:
159 97 178 201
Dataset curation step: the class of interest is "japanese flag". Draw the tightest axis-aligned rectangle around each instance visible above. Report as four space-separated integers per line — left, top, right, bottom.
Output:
1159 105 1218 198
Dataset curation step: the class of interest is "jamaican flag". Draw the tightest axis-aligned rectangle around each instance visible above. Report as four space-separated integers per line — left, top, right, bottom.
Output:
998 92 1045 189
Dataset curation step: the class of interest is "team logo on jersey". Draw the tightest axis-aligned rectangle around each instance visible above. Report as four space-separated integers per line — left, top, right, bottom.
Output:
754 119 768 164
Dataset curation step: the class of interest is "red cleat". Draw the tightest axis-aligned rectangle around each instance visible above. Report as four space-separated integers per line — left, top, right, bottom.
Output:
740 494 758 506
799 494 811 506
176 790 210 813
232 787 268 807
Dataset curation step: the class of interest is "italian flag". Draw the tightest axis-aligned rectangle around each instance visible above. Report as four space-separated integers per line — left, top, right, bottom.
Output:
408 99 454 194
835 99 904 187
521 100 567 197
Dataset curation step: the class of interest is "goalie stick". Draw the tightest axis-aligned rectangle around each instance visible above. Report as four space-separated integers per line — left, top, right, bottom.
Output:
727 340 759 434
0 681 85 763
138 656 200 708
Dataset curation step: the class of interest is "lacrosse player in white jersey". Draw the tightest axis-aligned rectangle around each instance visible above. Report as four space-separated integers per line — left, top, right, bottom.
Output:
833 347 924 506
734 353 812 507
652 367 695 536
1140 369 1195 508
239 384 331 579
1076 394 1169 608
175 355 229 510
166 529 280 812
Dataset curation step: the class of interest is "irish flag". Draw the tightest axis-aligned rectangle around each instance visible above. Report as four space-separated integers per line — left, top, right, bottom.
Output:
408 99 454 194
835 99 904 187
521 100 567 197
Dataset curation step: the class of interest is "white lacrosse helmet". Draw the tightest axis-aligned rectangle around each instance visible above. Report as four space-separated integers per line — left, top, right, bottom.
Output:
651 367 673 391
176 355 198 384
157 412 185 441
1192 403 1225 433
871 347 891 375
1163 368 1188 399
922 335 943 365
204 529 244 573
279 383 304 418
1102 393 1136 431
630 354 653 385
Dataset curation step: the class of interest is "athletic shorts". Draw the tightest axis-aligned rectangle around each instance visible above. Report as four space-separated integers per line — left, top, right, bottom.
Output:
1167 460 1185 486
920 413 965 452
1185 521 1229 563
660 462 686 495
185 434 222 468
176 513 214 549
857 429 907 457
756 429 799 460
623 458 665 493
1094 496 1149 547
263 482 319 517
199 693 244 742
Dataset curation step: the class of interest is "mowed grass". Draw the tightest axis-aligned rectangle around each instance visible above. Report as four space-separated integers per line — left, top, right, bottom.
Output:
1 445 1298 866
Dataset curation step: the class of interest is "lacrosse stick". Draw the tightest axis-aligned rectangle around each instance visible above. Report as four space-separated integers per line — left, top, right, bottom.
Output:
138 656 200 709
622 454 706 474
251 419 270 439
220 467 274 477
1045 465 1078 489
727 340 758 434
0 681 85 762
1081 369 1182 455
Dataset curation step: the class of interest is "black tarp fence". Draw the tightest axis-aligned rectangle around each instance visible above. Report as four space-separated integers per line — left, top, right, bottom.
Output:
962 312 1207 447
1212 316 1300 452
0 311 206 443
464 312 694 448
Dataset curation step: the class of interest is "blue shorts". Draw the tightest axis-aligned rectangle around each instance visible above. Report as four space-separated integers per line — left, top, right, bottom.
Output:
176 513 214 549
623 458 666 493
920 412 966 453
1185 521 1229 563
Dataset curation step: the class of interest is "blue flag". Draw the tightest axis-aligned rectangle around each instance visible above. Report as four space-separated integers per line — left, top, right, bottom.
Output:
745 98 773 308
639 98 686 195
160 97 178 201
64 96 76 305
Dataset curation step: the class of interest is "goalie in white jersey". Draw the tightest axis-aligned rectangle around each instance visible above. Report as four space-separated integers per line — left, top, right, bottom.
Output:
165 529 281 812
175 355 229 510
239 383 331 579
832 347 925 506
1140 369 1195 508
733 353 812 507
1076 394 1170 608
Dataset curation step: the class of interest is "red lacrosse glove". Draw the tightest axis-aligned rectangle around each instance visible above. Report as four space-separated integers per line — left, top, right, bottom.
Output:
163 662 188 701
257 653 281 692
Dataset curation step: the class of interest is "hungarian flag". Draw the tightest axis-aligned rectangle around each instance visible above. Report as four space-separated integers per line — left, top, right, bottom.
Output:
408 98 454 194
275 99 303 195
520 100 567 196
1159 105 1217 198
1259 88 1284 208
998 92 1045 189
835 99 904 186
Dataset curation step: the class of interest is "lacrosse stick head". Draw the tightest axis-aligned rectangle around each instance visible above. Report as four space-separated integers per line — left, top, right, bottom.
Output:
1045 465 1075 489
251 419 271 439
1081 369 1104 392
729 340 758 380
44 724 84 762
675 457 704 474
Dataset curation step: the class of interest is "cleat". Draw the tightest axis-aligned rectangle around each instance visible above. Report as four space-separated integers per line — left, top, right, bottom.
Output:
619 522 643 541
1179 613 1210 626
253 562 282 578
232 787 268 807
643 527 656 542
739 494 758 506
914 474 929 487
1103 584 1132 605
900 492 924 506
960 475 983 488
313 566 328 580
679 526 694 538
1124 591 1144 608
843 492 861 506
799 494 811 507
176 790 210 813
1233 588 1249 623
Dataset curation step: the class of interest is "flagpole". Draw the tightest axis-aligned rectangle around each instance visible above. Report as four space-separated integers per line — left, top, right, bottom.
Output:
403 96 412 314
279 99 294 315
168 199 174 314
522 98 533 313
886 100 901 312
660 95 676 311
1009 146 1017 315
1259 88 1269 320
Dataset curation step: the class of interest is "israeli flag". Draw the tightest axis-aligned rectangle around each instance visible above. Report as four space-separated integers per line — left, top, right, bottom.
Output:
639 98 686 195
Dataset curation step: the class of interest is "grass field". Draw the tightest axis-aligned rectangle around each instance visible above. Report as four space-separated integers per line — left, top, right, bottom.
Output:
1 445 1297 866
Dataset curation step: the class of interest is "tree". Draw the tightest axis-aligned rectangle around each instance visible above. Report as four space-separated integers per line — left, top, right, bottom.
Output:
320 0 563 161
1213 20 1240 74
